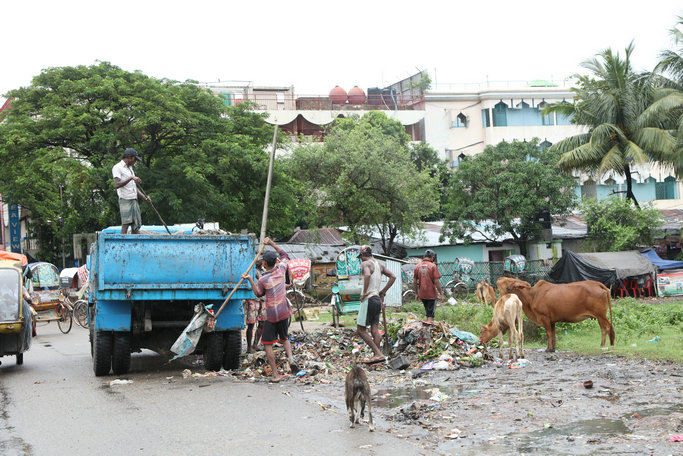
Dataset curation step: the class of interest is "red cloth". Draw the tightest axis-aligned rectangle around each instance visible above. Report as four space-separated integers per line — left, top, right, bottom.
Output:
414 259 441 300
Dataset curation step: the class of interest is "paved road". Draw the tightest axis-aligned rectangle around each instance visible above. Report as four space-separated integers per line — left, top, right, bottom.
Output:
0 324 424 456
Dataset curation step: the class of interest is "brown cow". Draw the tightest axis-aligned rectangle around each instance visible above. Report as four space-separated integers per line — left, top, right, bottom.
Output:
496 277 530 296
475 281 496 307
508 280 615 352
479 293 524 360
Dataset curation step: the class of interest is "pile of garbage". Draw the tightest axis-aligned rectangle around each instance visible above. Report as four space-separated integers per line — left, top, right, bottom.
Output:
234 314 491 382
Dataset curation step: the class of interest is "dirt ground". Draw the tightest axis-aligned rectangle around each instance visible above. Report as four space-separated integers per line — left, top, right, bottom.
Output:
287 348 682 455
245 318 683 456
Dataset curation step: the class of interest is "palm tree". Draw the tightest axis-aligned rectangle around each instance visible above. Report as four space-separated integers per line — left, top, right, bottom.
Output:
656 15 683 87
545 43 679 208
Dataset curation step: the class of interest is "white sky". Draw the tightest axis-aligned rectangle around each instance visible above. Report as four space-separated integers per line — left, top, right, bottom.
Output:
1 0 681 105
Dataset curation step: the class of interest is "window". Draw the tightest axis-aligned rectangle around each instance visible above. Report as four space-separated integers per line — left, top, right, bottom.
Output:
539 139 552 150
481 109 490 127
493 101 508 126
656 176 677 200
556 100 573 125
451 113 467 128
538 101 554 125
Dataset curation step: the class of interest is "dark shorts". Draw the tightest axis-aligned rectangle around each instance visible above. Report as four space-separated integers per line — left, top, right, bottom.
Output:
421 299 436 318
357 295 381 327
262 319 289 345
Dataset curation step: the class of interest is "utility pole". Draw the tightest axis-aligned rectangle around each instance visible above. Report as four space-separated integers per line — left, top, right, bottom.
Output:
59 185 65 269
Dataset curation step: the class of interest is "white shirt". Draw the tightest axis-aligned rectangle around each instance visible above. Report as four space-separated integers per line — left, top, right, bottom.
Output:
112 160 138 200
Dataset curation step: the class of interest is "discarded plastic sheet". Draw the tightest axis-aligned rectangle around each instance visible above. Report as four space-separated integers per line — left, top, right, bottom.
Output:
109 379 133 386
647 336 660 342
449 329 479 344
170 304 211 360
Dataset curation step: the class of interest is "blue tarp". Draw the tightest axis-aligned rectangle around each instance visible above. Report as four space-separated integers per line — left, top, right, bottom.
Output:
639 249 683 271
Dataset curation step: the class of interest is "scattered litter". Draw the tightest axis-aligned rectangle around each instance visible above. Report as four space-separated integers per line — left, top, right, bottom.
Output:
647 336 660 342
669 434 683 442
108 379 133 386
449 329 479 344
182 369 192 379
359 444 373 449
445 428 462 439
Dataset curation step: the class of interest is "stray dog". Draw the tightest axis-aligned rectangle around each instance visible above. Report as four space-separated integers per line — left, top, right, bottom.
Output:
345 355 374 431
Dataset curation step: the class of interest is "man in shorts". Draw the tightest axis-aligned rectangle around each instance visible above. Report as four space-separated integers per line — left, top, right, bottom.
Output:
413 249 444 322
241 237 298 382
357 245 395 364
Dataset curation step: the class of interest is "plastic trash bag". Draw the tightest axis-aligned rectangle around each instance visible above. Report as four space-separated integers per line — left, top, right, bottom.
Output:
170 304 210 360
449 328 479 344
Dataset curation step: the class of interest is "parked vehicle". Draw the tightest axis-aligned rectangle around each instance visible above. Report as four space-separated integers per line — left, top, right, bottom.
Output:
0 252 33 366
88 226 255 376
28 261 72 333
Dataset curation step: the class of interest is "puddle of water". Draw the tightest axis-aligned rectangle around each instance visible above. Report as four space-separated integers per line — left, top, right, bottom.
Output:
374 384 478 408
623 403 683 419
512 419 631 454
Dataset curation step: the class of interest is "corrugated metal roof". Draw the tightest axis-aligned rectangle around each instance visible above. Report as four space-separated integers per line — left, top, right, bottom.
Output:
287 228 344 244
263 243 342 263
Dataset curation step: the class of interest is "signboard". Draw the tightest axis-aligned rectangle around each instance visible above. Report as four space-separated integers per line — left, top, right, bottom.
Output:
656 271 683 296
9 204 21 253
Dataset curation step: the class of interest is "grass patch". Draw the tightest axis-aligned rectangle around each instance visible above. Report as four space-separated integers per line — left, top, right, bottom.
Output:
318 297 683 362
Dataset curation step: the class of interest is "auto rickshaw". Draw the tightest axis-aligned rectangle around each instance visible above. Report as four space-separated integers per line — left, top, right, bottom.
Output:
0 251 33 366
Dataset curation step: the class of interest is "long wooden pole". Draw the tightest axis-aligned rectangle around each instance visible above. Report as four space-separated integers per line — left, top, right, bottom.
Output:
214 126 279 319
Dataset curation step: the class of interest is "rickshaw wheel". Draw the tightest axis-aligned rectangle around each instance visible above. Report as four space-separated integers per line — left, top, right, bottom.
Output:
112 332 131 375
93 331 113 376
16 353 23 365
57 305 73 334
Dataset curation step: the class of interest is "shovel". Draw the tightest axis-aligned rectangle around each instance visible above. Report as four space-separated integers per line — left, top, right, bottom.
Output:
381 298 392 356
137 187 171 235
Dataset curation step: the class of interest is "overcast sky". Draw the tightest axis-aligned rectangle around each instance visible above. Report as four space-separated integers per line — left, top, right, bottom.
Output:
1 1 681 105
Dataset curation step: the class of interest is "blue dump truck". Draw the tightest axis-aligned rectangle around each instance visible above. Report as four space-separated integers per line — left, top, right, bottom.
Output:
88 226 255 376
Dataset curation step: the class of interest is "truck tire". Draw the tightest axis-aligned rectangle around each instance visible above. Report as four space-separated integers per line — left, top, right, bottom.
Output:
16 353 23 365
203 332 224 371
112 332 131 375
93 331 113 376
223 330 242 370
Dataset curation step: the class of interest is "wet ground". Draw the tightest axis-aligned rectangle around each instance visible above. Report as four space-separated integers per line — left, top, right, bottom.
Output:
286 348 682 455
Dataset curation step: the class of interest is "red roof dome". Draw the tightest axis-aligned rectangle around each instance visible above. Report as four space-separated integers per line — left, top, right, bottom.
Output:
329 85 348 105
347 86 366 105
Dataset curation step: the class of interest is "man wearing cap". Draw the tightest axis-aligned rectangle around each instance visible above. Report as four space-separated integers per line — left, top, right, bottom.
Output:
241 237 298 382
358 245 395 363
112 148 150 234
414 249 444 322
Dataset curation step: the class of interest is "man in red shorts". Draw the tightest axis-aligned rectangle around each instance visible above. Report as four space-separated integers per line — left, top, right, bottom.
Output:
242 237 298 382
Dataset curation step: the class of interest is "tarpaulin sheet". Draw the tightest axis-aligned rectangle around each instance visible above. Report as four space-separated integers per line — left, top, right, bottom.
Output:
549 250 618 287
578 251 656 279
639 248 683 271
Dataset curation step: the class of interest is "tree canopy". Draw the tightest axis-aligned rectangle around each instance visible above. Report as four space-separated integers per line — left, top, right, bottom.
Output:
0 62 298 263
579 196 662 252
442 139 577 257
287 112 439 255
545 43 681 207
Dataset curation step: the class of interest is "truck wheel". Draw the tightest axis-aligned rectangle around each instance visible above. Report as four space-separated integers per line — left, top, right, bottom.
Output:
112 332 131 375
16 353 23 365
223 330 242 370
203 332 224 371
93 331 113 376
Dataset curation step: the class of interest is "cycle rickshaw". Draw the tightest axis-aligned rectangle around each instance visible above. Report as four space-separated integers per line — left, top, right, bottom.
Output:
28 262 73 333
444 257 477 299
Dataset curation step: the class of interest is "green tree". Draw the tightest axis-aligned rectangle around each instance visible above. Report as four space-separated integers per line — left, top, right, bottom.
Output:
408 141 451 220
544 44 680 207
288 112 439 255
442 139 576 257
657 15 683 86
580 196 662 252
0 62 297 263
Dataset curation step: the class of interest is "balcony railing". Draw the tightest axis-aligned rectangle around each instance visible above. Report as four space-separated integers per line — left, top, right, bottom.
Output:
217 92 425 111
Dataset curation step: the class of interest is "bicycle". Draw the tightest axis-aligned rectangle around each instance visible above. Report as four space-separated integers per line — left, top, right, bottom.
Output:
72 298 89 328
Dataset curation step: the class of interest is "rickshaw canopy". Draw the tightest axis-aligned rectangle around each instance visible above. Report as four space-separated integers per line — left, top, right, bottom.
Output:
0 251 28 267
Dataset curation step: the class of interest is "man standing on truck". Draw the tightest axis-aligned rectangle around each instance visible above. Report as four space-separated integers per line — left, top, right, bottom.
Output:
413 249 444 323
358 245 395 364
241 238 298 382
112 148 151 234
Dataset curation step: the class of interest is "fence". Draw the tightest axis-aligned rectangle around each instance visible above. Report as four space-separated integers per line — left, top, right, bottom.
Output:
434 259 558 292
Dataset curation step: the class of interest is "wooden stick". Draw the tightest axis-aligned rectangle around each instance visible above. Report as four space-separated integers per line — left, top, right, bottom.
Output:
214 125 278 320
